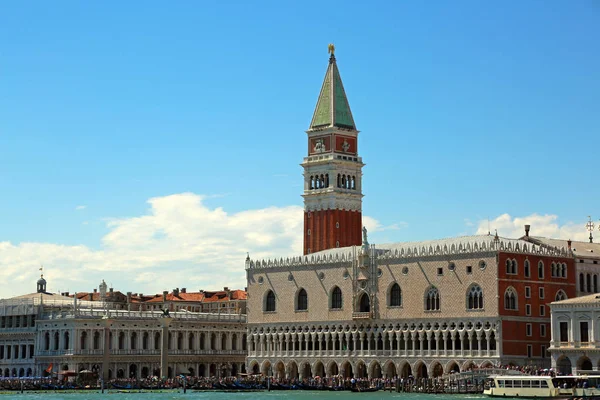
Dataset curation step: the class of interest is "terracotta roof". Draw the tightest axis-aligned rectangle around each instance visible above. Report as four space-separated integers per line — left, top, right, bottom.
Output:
72 291 127 301
145 289 247 303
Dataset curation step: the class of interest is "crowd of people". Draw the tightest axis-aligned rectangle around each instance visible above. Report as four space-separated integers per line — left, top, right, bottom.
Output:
0 364 564 392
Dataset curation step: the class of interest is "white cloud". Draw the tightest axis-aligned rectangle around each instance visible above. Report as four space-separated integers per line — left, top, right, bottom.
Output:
363 216 408 234
75 205 86 211
3 193 384 299
475 213 590 242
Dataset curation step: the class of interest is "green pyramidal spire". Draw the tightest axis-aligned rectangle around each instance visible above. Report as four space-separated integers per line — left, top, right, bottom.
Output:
309 47 356 131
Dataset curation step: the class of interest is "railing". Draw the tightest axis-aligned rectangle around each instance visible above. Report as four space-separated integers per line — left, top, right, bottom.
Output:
37 349 246 357
248 349 498 358
0 358 34 364
0 327 36 333
38 309 246 322
352 312 370 320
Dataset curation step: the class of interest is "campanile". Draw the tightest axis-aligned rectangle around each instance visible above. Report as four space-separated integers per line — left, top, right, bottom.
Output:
302 45 364 255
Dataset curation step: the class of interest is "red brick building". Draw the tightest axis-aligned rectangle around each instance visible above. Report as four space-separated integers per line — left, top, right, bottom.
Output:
497 248 575 363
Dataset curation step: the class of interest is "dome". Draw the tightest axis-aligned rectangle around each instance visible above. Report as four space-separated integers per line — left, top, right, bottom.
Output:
37 274 47 293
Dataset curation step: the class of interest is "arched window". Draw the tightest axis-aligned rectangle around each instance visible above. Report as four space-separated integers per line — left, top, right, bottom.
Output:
425 286 440 311
580 273 585 292
130 332 137 350
555 290 567 301
389 283 402 307
538 261 544 279
44 333 50 351
188 333 194 350
80 331 87 350
524 260 531 278
142 332 148 350
331 286 342 309
63 332 70 350
176 333 182 350
467 285 484 310
504 287 517 310
561 263 567 278
587 274 592 293
594 275 598 293
265 290 276 312
359 292 370 312
297 288 308 311
506 259 517 274
118 332 125 350
93 332 101 350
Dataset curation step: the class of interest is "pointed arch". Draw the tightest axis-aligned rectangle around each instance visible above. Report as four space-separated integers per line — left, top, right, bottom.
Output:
504 286 518 310
388 282 402 307
264 290 276 312
467 284 484 310
524 259 531 277
296 288 308 311
555 289 567 301
430 361 444 377
358 292 370 312
425 286 440 311
330 286 342 309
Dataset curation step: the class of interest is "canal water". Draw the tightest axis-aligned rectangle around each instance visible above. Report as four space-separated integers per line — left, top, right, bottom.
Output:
2 392 487 400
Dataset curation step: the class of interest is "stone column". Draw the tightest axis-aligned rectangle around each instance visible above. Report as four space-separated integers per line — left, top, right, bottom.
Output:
159 317 172 379
102 317 111 383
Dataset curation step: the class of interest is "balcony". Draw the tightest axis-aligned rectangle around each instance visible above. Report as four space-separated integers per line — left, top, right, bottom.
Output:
352 312 370 320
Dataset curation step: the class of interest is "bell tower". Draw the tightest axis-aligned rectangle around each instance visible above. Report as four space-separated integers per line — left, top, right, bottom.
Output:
302 45 364 254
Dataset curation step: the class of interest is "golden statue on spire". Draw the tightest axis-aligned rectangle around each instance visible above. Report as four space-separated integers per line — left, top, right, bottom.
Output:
328 43 335 55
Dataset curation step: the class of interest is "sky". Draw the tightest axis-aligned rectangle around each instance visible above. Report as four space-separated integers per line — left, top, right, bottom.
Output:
0 1 599 298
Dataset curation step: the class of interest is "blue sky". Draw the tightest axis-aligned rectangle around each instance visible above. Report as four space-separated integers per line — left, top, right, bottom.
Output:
0 1 598 297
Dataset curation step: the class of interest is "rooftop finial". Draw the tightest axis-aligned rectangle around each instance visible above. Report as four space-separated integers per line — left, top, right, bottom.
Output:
328 43 335 56
586 216 595 243
39 265 43 278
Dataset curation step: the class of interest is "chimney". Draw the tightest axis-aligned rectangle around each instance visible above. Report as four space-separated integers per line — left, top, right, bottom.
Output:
139 293 143 298
567 239 572 250
223 287 229 291
93 288 97 293
181 288 186 293
109 288 114 293
65 292 69 297
524 224 530 237
89 293 93 301
173 288 179 297
127 291 132 303
163 290 168 302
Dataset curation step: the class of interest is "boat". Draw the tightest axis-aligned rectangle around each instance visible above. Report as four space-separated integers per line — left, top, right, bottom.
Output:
484 374 600 398
351 386 380 392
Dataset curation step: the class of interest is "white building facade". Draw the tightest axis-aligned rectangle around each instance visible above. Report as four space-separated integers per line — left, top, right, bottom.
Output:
549 293 600 375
